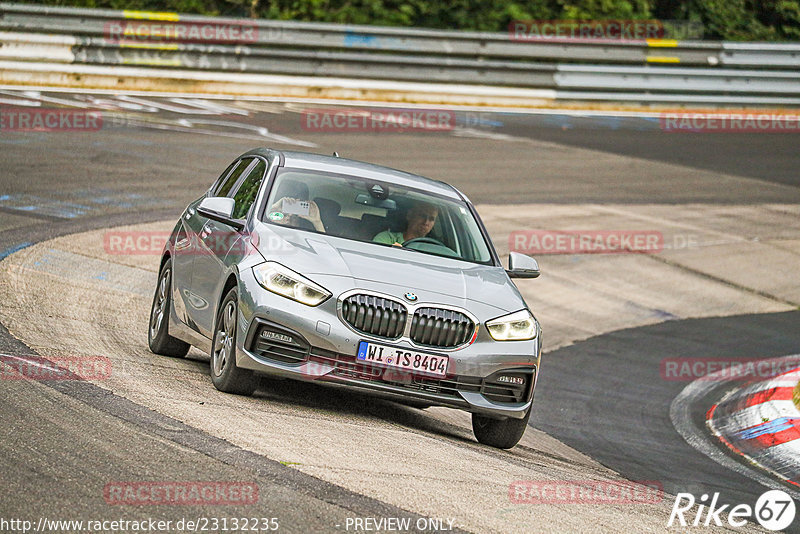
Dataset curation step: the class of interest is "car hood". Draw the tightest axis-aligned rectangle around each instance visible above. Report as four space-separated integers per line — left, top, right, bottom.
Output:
253 223 525 314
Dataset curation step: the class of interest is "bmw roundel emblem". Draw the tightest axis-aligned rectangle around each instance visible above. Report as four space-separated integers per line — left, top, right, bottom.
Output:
404 292 418 302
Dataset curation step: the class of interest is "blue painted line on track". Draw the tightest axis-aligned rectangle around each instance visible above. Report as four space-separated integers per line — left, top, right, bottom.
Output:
737 417 800 440
0 242 32 261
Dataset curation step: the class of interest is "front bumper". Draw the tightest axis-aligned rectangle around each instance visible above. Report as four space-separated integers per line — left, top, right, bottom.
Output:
235 268 541 419
245 317 538 418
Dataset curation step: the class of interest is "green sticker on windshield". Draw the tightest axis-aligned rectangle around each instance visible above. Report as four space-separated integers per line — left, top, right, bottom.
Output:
268 211 284 221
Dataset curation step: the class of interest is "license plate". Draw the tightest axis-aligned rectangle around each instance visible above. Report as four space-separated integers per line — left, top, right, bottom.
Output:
356 341 448 378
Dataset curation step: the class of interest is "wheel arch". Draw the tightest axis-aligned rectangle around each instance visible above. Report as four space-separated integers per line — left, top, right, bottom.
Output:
217 270 240 320
159 251 171 272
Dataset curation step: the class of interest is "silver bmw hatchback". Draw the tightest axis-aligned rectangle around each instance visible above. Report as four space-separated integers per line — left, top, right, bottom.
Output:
148 148 542 448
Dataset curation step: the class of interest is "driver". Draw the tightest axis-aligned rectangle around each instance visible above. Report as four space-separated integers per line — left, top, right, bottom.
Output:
373 202 438 246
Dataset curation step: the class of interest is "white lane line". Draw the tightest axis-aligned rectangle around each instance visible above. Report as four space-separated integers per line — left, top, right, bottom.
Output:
0 83 705 118
169 97 249 116
117 95 250 115
756 440 800 463
450 127 527 141
3 89 99 109
132 120 317 147
1 352 65 375
0 96 42 106
670 353 800 498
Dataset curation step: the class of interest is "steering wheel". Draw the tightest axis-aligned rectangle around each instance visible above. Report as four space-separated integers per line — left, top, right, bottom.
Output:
402 237 459 258
402 237 447 248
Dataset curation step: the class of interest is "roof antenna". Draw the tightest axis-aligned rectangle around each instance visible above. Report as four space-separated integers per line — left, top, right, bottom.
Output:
332 151 340 158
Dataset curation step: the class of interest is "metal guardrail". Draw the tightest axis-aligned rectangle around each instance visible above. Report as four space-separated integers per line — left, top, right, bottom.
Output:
1 3 799 104
0 3 720 66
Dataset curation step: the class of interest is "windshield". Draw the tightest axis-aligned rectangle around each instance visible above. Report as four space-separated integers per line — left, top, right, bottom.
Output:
261 168 494 265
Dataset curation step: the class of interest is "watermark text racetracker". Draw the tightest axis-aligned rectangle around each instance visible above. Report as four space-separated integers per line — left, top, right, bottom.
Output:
509 19 703 42
509 479 663 504
0 107 103 132
660 112 800 133
0 108 161 133
104 18 266 45
103 230 293 256
0 354 111 381
660 356 800 381
510 230 664 255
509 230 701 255
0 107 239 133
104 481 258 506
300 108 456 133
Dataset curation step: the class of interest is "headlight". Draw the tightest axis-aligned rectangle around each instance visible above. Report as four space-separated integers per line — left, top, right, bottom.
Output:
486 309 537 341
252 262 331 306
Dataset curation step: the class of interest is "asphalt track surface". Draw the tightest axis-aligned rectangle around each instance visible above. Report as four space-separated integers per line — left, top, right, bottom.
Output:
534 312 800 526
498 114 800 191
1 90 799 532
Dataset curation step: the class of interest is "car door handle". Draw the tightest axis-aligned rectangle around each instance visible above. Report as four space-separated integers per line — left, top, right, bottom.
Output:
200 222 212 239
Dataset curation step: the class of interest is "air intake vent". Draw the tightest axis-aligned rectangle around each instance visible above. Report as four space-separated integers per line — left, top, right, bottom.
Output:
410 308 474 348
251 324 310 364
341 294 407 339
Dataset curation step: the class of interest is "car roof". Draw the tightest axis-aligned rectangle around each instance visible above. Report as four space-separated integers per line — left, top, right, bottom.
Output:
242 148 465 201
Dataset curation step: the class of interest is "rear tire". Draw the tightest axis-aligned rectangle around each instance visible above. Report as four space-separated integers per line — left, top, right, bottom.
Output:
210 287 259 396
148 259 190 358
472 409 531 449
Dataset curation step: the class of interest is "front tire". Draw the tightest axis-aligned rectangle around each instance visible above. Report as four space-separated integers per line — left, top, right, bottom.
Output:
210 287 259 396
472 409 531 449
148 259 190 358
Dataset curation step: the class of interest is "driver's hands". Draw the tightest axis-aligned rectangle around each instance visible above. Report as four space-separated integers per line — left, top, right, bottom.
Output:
270 197 293 213
268 198 325 232
302 201 322 224
299 201 324 232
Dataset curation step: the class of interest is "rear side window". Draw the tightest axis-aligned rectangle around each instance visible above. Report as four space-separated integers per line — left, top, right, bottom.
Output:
230 159 267 219
215 158 252 197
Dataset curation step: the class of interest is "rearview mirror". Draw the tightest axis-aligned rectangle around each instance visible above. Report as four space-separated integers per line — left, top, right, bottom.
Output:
197 197 243 230
506 251 540 279
354 193 396 210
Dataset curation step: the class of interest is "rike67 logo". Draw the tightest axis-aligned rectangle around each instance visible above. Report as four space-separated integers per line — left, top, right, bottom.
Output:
668 490 796 531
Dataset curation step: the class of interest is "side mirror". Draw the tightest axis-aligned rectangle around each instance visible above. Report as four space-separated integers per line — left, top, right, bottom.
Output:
506 251 540 279
197 197 244 230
